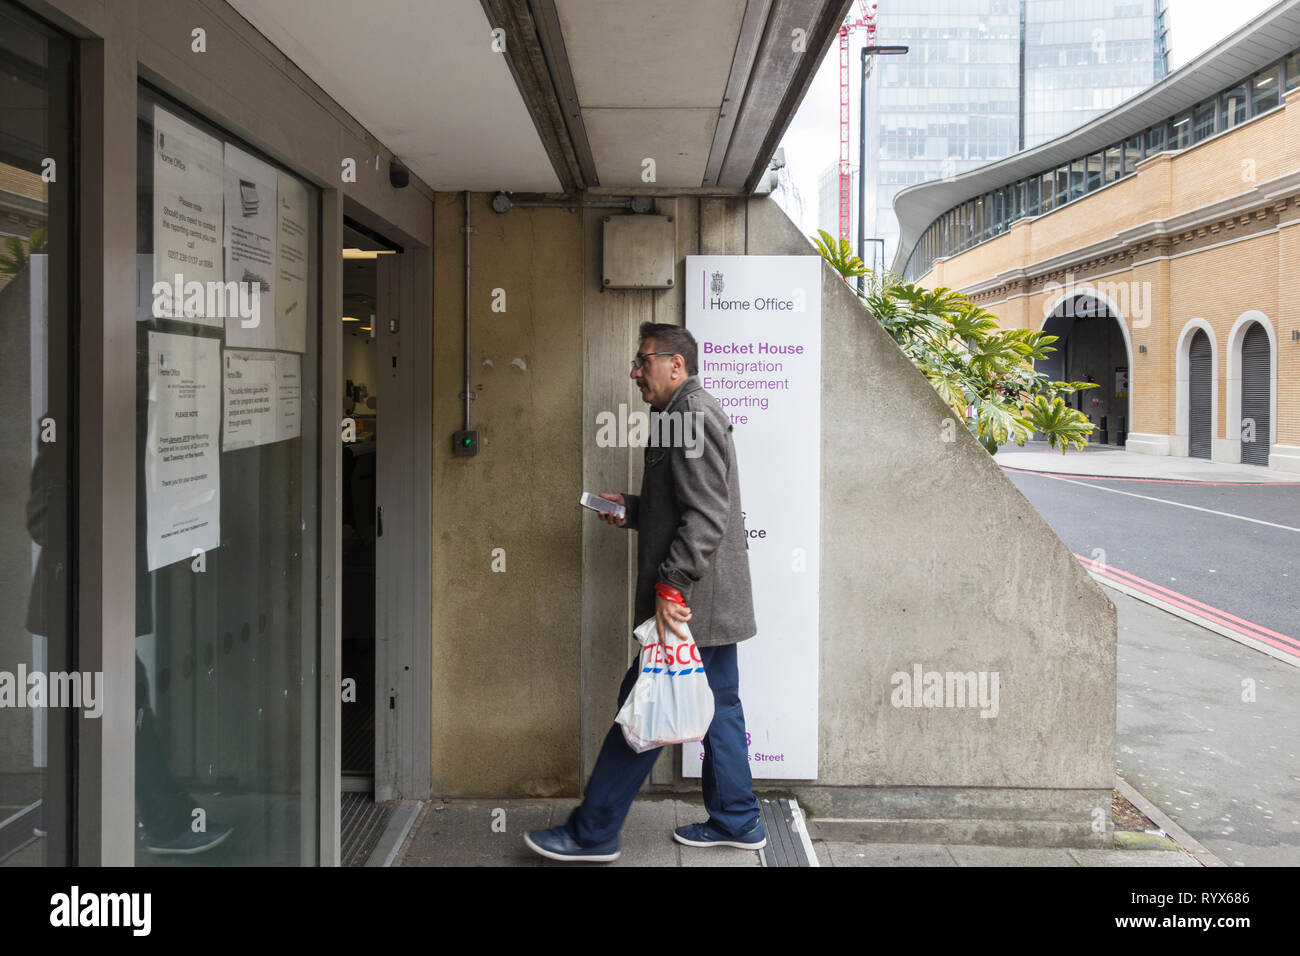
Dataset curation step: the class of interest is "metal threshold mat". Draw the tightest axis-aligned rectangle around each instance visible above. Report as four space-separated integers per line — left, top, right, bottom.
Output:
759 797 818 867
341 791 393 867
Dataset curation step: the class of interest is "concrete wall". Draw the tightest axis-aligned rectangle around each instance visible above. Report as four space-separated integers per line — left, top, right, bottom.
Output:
736 198 1117 846
429 192 584 796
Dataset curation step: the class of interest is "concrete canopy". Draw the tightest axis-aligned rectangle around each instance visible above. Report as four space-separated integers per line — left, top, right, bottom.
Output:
228 0 852 194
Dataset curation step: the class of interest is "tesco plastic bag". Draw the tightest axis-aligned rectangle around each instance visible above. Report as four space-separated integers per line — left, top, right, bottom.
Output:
615 617 715 753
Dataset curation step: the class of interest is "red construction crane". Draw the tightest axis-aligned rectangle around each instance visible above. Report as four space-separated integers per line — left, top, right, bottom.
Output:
838 1 877 241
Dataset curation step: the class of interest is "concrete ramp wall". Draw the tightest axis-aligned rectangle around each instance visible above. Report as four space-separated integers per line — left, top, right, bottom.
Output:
744 197 1117 846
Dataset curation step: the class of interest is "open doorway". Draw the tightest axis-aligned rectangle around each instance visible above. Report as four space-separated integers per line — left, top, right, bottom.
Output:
340 223 383 794
333 211 431 864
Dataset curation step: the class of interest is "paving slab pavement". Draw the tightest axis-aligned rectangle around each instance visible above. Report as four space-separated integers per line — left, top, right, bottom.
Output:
393 795 1207 867
995 446 1299 483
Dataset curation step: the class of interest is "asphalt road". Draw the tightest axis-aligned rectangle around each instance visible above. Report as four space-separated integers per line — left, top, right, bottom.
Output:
1004 471 1300 644
1004 469 1300 865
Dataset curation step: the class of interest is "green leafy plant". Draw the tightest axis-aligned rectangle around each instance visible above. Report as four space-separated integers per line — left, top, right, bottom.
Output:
812 229 1097 453
0 228 46 278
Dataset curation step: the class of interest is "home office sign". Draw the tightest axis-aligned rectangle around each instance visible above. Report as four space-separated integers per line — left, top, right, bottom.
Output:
685 255 821 779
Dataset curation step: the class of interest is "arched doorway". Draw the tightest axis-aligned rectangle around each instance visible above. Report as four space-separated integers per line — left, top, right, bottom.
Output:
1188 329 1212 460
1037 293 1130 446
1240 322 1271 466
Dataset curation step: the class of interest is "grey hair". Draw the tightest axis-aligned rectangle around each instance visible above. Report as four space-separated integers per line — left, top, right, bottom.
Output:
638 322 698 375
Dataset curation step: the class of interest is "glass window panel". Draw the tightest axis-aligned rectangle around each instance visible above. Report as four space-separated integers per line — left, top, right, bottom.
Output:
1086 152 1104 191
1287 52 1300 91
1055 166 1070 207
1170 113 1191 149
1070 159 1086 200
1124 134 1143 174
1104 145 1122 183
134 87 321 865
1041 172 1055 213
1192 102 1214 142
0 0 75 868
1252 65 1280 111
1222 86 1247 128
1146 124 1165 154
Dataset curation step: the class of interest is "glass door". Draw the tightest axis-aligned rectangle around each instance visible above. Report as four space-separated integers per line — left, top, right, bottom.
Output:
0 1 73 868
133 85 320 865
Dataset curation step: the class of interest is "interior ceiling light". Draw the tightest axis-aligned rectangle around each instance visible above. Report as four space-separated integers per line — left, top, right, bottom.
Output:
342 316 360 322
342 248 397 259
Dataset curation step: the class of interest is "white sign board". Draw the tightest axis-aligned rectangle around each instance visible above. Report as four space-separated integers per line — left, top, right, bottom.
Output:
685 255 821 779
145 331 221 570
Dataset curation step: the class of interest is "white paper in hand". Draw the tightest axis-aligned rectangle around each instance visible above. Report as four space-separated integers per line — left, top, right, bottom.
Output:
615 617 715 753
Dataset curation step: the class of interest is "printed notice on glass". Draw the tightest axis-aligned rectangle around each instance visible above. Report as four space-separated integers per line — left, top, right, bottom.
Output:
274 352 302 442
146 331 221 571
151 106 224 326
222 349 277 450
274 172 309 353
685 255 822 779
223 143 277 348
223 349 301 450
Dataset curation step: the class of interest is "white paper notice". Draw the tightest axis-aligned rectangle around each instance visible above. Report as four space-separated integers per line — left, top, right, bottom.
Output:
224 143 277 348
152 107 224 326
274 352 302 442
146 331 221 571
223 349 302 450
222 350 277 450
274 172 309 353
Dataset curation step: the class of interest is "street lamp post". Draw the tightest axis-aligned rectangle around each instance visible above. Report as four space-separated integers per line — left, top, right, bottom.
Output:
859 44 909 293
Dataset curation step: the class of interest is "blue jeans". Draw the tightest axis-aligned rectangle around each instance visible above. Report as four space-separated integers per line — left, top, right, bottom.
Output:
565 641 760 846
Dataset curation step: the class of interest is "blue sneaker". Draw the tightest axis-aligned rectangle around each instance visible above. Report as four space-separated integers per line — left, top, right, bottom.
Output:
524 826 620 862
673 818 766 849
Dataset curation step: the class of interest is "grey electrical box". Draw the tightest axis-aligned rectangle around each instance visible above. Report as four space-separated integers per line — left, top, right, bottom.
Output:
602 215 676 289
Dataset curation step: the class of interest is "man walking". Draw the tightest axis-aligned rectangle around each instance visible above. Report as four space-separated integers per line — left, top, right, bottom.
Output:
525 322 765 862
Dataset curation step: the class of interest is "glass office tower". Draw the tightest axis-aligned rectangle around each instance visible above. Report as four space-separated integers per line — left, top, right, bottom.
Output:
1024 0 1170 146
865 0 1168 266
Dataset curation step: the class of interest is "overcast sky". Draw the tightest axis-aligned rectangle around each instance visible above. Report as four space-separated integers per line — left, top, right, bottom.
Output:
776 0 1279 237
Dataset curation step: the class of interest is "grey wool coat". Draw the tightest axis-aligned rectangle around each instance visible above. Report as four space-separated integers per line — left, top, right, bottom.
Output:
622 375 757 647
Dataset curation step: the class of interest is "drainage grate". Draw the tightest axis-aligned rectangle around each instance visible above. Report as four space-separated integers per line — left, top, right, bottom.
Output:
341 791 393 867
759 797 817 867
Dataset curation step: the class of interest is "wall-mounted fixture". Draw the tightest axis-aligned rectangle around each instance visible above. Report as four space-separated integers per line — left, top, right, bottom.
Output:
602 214 675 289
1139 344 1147 353
1292 329 1299 340
389 160 409 189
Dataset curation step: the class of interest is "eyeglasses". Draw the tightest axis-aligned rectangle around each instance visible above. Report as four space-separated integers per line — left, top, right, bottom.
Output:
631 351 675 371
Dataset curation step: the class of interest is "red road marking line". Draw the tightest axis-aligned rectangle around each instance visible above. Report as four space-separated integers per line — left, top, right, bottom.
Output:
1074 553 1300 657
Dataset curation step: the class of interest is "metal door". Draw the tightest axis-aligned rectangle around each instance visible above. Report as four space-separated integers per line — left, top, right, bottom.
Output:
1240 323 1271 466
1188 330 1211 459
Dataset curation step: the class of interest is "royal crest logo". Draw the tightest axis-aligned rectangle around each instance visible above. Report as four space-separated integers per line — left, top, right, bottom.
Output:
710 271 724 296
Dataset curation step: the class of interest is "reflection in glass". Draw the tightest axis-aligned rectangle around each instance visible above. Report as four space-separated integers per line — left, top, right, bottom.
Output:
0 1 72 869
